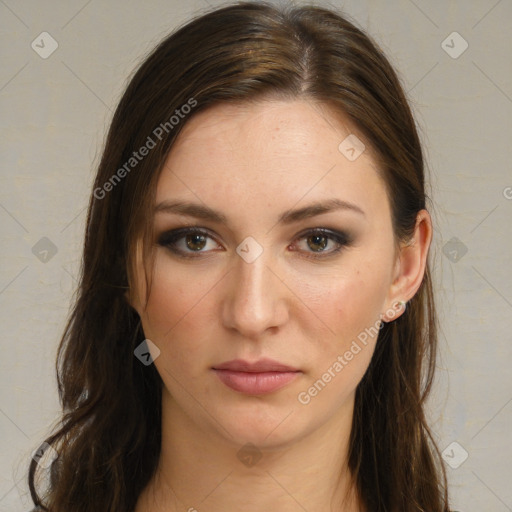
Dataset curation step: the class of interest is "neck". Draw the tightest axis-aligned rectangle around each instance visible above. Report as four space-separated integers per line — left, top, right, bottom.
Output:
136 389 361 512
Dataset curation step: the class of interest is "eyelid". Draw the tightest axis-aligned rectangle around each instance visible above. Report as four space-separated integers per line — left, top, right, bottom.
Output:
157 227 223 256
289 227 352 259
293 226 351 243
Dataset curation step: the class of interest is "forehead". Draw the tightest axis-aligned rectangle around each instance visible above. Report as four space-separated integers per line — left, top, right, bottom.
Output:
167 99 365 160
156 99 390 225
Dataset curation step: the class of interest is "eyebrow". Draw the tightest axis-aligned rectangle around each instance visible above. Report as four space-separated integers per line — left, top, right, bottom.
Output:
154 198 365 224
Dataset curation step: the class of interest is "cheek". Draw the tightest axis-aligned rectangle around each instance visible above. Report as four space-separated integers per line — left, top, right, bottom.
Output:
138 258 216 364
291 259 390 394
296 277 383 410
301 264 386 340
337 278 385 333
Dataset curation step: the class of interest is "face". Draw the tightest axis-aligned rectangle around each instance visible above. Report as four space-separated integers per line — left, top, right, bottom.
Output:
130 99 405 450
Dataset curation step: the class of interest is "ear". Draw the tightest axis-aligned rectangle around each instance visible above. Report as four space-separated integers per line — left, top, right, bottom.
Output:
382 209 432 322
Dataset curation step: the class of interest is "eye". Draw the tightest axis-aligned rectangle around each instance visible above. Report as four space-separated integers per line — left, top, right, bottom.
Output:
290 228 352 259
157 228 221 258
157 227 353 260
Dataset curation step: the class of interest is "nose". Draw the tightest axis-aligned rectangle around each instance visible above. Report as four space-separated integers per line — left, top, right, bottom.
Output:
221 247 289 339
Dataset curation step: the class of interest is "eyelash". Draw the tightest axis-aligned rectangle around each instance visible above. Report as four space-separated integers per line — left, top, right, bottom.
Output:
157 227 353 260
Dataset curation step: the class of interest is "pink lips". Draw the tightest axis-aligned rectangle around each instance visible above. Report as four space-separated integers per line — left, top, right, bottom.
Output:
212 358 301 395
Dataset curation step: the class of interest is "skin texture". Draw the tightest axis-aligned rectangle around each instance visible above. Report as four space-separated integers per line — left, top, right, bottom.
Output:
130 99 432 512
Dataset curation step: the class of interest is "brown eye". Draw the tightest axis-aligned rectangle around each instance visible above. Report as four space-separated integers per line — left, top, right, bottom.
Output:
185 233 208 251
306 234 329 252
158 228 221 258
291 228 353 259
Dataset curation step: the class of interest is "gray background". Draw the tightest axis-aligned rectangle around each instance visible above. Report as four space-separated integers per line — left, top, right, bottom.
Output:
1 0 511 510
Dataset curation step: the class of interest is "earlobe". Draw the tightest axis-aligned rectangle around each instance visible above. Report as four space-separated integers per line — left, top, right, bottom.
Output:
382 209 432 322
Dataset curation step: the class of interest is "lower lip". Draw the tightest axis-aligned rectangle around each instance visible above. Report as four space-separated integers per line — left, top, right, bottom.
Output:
213 369 300 394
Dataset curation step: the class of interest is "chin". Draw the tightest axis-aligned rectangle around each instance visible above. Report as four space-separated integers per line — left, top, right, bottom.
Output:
212 402 308 451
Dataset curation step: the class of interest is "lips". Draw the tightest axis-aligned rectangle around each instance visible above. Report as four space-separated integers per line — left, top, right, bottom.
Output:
212 358 301 394
212 358 299 373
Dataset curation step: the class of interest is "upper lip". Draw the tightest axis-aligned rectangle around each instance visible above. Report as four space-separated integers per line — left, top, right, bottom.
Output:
212 358 300 373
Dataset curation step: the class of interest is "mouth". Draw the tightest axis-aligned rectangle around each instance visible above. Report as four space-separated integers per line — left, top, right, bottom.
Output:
211 358 302 395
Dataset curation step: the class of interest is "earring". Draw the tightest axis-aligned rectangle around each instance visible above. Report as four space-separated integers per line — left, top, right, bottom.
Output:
381 300 408 324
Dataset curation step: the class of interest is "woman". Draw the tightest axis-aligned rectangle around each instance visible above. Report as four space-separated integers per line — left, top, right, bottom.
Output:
28 1 450 511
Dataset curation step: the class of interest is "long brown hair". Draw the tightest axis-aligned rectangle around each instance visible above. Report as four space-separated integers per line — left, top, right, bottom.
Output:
28 2 449 510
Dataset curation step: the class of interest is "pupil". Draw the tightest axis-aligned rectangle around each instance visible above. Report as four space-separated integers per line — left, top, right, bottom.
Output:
186 233 207 251
308 235 327 252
